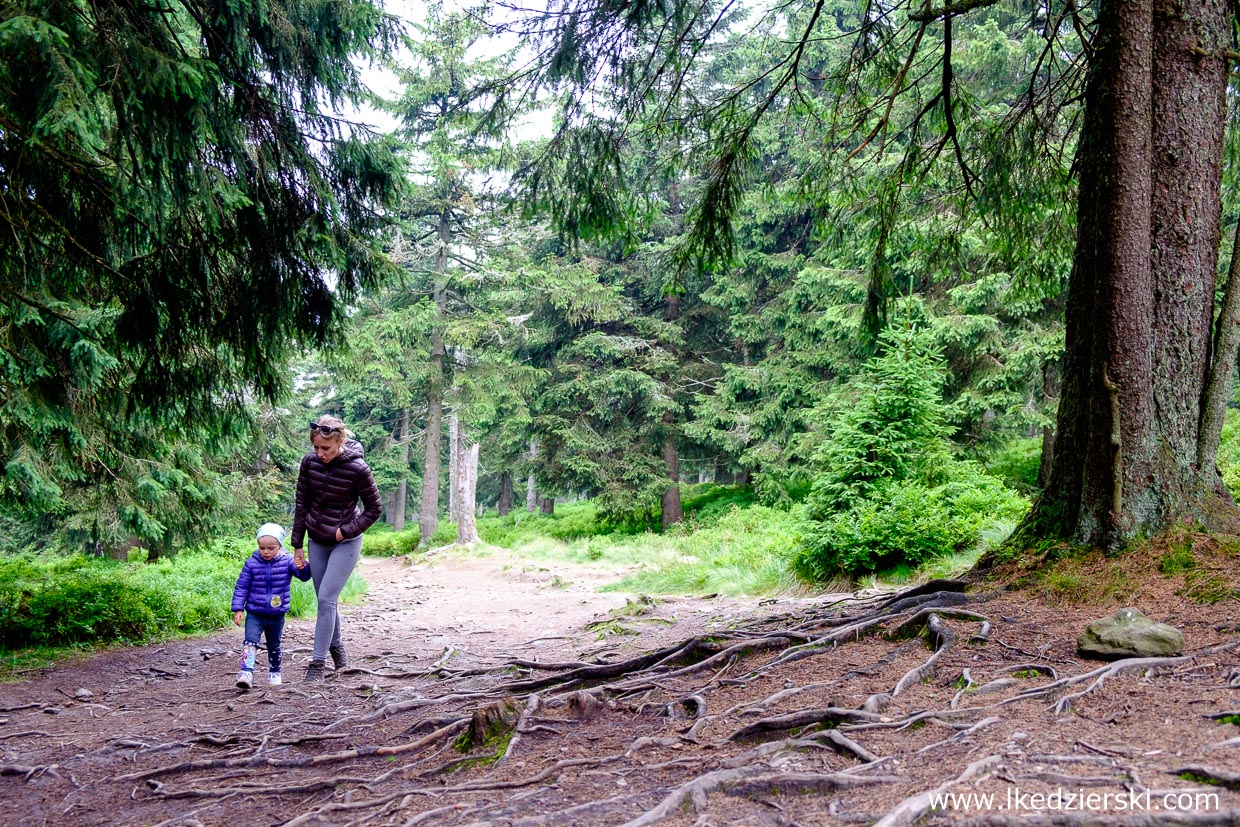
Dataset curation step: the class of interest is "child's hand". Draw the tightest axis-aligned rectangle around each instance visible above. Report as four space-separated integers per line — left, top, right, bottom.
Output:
293 556 306 570
233 611 244 626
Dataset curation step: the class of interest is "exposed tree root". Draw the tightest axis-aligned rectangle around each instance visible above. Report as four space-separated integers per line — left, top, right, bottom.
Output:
115 720 466 783
283 755 623 827
9 577 1238 827
727 707 888 741
615 765 904 827
1172 765 1240 791
871 754 1002 827
892 612 957 696
995 639 1240 714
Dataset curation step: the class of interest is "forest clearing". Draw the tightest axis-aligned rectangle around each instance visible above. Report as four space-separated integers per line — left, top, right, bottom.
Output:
2 547 1238 827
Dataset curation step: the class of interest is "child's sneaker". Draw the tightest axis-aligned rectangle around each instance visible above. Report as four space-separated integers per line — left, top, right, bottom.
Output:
236 670 253 690
268 672 282 686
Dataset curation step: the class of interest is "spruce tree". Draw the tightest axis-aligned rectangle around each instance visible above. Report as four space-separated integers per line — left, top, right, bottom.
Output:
0 1 405 528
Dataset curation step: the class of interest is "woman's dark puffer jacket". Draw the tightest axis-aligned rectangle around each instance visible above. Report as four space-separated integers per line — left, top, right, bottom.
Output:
290 439 383 548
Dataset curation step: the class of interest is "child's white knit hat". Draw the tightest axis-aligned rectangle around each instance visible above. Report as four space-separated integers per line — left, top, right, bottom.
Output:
256 523 286 546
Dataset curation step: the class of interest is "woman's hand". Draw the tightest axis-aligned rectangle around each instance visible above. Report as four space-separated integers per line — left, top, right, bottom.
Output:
335 528 343 541
293 547 305 567
233 611 244 626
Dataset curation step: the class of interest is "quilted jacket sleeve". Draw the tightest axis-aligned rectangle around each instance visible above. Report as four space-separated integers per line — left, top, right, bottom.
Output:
290 454 313 549
231 558 254 613
339 461 382 540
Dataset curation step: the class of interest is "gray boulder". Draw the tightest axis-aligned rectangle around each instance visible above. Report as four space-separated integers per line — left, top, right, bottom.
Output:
1077 607 1184 660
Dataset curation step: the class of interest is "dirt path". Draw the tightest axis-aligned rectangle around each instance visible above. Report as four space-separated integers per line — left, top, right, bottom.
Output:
0 548 771 826
2 548 1239 827
357 548 653 650
347 548 772 668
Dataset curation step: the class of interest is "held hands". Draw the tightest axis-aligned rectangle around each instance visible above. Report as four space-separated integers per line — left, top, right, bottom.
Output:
293 547 305 567
233 610 244 626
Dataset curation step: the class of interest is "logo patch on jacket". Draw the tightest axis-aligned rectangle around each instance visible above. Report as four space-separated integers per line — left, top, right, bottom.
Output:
270 595 283 608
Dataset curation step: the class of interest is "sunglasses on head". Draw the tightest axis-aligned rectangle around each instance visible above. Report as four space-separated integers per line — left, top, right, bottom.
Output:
309 422 341 436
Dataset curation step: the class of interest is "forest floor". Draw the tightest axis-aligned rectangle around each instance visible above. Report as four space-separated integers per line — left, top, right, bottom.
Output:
1 540 1239 827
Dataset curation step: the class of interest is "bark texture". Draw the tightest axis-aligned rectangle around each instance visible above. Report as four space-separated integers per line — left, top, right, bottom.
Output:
419 227 449 546
497 471 514 517
456 443 480 544
661 416 683 531
449 412 461 525
1017 0 1238 547
526 439 538 513
660 294 684 530
393 408 410 532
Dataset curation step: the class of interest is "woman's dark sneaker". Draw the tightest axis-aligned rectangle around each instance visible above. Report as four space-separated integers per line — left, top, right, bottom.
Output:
304 660 325 682
329 644 348 670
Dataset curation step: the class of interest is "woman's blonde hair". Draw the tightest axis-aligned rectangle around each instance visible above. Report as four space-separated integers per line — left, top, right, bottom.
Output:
311 414 348 446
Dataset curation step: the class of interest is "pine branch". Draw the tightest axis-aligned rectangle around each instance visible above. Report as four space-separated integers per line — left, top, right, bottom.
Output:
908 0 1003 23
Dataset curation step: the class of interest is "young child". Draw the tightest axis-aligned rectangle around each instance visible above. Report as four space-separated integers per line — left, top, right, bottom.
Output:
231 523 311 688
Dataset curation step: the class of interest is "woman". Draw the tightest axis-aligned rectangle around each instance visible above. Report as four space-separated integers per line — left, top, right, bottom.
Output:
291 415 382 682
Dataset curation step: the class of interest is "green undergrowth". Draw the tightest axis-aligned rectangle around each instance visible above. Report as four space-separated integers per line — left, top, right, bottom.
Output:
475 484 757 549
489 502 805 597
362 520 459 556
474 480 1012 597
0 535 366 673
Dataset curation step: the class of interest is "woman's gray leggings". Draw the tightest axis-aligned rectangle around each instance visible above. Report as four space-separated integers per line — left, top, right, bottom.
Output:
307 535 362 662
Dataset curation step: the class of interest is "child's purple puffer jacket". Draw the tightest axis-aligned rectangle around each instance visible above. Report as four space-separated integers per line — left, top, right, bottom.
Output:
231 550 312 616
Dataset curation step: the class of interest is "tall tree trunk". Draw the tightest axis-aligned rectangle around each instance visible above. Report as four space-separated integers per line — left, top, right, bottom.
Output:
419 214 450 546
1037 360 1060 491
1150 0 1229 503
456 443 480 544
1015 0 1238 548
526 439 538 512
1198 173 1240 476
661 294 684 530
393 408 410 532
497 471 514 516
448 412 461 524
419 371 443 545
661 414 683 530
539 496 555 515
